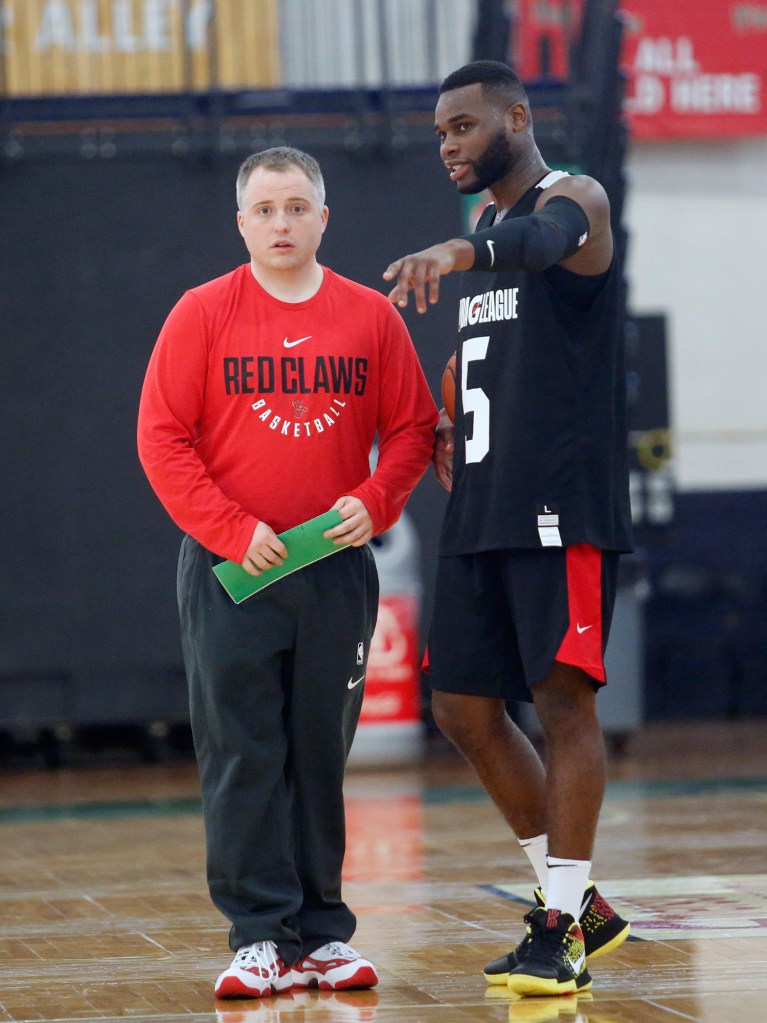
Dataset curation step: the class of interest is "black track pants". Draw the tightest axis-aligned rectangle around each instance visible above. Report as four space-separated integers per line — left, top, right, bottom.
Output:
177 536 379 964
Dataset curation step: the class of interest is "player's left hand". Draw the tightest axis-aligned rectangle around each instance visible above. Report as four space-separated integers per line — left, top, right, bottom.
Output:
383 239 473 313
324 495 375 546
433 410 455 492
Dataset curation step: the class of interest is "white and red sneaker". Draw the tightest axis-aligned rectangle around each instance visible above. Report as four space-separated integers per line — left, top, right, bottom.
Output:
214 940 294 999
293 941 378 990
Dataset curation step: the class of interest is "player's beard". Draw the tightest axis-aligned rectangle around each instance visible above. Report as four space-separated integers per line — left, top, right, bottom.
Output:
459 129 515 195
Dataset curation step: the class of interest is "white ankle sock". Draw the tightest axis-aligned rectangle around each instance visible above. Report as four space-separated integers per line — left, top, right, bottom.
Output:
519 833 548 897
545 856 591 921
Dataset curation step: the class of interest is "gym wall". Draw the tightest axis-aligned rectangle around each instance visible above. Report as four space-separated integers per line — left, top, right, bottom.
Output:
0 146 458 728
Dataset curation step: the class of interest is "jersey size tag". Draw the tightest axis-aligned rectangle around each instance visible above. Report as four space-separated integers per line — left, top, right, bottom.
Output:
537 505 562 547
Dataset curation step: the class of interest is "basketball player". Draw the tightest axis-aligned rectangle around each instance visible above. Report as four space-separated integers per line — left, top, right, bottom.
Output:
384 62 633 997
138 147 438 999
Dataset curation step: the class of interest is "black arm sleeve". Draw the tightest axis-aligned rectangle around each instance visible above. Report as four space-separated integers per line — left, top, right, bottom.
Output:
465 195 590 273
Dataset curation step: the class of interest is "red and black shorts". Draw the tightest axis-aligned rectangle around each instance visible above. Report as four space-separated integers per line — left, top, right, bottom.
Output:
426 544 620 702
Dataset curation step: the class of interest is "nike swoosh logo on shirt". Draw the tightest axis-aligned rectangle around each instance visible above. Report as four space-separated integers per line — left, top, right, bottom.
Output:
283 335 313 348
576 623 594 634
347 675 365 690
486 240 496 268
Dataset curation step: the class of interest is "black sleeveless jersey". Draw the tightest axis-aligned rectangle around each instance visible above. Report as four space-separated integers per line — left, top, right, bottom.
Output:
440 174 633 555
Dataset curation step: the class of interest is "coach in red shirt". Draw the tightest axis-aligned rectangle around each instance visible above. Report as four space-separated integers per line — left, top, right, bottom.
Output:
138 146 437 1000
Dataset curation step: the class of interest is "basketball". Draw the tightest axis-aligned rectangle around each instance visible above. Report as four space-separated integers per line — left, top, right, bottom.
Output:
441 352 457 422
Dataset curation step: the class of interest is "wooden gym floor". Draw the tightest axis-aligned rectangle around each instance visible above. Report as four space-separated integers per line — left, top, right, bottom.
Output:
1 718 766 1023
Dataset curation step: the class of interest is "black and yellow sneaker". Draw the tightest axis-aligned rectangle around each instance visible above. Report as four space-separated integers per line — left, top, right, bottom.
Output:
483 915 535 985
507 908 592 997
577 883 631 961
484 883 630 984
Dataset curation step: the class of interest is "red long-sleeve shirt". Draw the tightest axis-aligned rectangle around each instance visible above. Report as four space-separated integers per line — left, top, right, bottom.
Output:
137 264 438 563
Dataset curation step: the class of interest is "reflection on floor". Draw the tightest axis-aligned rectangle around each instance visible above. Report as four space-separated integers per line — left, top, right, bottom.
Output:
0 718 766 1023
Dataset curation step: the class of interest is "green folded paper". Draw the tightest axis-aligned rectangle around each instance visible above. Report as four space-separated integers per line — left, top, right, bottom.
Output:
213 509 349 603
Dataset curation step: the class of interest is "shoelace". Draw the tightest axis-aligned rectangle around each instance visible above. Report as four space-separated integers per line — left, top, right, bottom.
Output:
320 941 358 960
236 940 280 972
522 916 569 966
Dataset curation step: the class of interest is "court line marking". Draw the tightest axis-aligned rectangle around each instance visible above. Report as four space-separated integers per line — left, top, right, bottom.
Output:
484 873 767 941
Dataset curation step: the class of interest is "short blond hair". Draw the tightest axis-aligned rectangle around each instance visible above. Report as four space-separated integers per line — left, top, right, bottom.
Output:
236 146 326 210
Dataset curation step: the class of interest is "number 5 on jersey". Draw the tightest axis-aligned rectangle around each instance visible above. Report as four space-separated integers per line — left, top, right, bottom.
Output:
462 336 490 463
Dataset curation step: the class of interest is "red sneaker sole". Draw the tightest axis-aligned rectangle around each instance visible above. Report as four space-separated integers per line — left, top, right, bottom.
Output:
215 977 271 999
318 966 379 990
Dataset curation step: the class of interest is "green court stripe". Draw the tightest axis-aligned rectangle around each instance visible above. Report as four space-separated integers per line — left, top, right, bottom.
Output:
423 775 767 805
605 776 767 798
0 797 202 824
1 775 766 824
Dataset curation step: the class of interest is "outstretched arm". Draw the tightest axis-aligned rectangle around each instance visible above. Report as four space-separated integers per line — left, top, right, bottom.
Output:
383 238 475 314
383 175 613 313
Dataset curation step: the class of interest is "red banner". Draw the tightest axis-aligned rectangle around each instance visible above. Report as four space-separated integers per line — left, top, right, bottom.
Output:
509 0 580 81
360 595 421 726
508 1 767 140
622 1 767 139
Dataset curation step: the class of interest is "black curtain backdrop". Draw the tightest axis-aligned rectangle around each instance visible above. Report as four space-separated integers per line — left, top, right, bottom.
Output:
0 147 460 712
4 147 765 725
